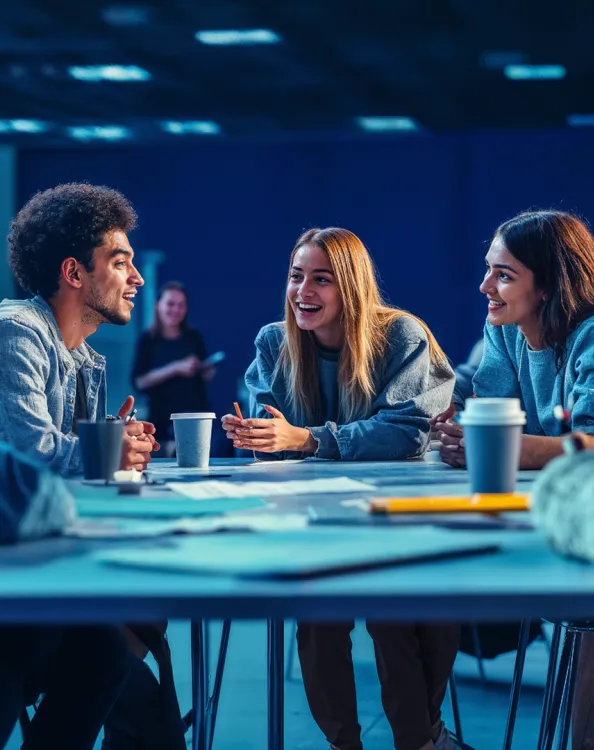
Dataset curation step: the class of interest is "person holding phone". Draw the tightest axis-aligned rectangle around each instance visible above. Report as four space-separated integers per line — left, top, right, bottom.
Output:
132 281 219 455
222 228 470 750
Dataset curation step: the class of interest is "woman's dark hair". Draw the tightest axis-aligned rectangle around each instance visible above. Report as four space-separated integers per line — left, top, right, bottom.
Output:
8 182 137 299
495 210 594 368
150 281 190 338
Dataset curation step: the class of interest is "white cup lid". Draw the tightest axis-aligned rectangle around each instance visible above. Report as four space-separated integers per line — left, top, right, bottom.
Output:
170 412 216 420
459 398 526 427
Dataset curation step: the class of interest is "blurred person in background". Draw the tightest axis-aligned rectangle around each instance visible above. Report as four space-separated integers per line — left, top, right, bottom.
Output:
132 281 217 456
222 227 470 750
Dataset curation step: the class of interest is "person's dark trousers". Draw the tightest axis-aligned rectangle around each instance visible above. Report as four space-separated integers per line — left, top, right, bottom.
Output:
102 651 187 750
297 621 460 750
0 624 130 750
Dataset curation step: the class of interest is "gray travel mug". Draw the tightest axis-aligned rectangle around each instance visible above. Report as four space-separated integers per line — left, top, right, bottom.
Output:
77 420 125 481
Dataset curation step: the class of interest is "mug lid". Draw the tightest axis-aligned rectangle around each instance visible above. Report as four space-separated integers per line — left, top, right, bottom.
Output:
459 398 526 426
170 412 216 420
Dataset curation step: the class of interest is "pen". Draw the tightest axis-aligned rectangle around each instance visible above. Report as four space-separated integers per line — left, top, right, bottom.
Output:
554 396 583 454
124 408 137 425
233 402 244 421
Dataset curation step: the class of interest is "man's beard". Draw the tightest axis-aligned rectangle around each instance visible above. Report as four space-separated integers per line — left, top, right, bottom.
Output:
85 285 129 327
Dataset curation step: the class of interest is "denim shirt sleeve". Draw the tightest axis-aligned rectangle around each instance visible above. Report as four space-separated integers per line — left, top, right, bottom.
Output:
245 327 289 461
309 335 455 461
0 320 82 475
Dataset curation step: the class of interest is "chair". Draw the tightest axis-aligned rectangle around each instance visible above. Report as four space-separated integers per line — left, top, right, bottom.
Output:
535 621 591 750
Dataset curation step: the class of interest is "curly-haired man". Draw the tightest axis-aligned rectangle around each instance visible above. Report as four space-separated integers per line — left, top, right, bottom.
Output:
0 182 159 474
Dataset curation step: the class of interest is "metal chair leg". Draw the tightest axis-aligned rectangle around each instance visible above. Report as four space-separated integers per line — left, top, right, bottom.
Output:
557 632 581 750
470 623 488 685
191 620 208 750
536 623 562 750
267 619 284 750
448 672 463 742
542 630 577 750
501 619 531 750
206 620 232 750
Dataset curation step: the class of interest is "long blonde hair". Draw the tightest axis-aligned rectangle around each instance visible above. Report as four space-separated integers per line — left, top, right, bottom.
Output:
277 227 449 425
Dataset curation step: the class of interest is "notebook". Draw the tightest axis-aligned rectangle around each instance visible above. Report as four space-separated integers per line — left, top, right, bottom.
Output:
95 526 501 580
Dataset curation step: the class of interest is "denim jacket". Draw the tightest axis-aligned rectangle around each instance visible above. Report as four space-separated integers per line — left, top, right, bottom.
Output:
0 296 107 475
245 316 455 461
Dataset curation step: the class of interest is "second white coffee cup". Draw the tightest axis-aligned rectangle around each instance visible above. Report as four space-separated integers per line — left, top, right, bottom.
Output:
171 412 216 468
459 398 526 493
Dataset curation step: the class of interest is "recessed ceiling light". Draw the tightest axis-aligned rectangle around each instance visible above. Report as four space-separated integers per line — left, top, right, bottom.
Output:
101 5 150 27
480 51 528 70
195 29 281 45
160 120 221 135
567 114 594 127
504 65 566 80
356 117 419 132
68 65 151 82
67 125 131 141
0 119 47 133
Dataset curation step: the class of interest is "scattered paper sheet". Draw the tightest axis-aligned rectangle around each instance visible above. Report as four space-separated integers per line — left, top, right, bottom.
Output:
167 477 375 500
66 513 308 539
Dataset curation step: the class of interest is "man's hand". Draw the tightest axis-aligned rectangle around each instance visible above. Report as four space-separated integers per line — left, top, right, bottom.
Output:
117 396 160 471
435 417 466 468
224 405 316 453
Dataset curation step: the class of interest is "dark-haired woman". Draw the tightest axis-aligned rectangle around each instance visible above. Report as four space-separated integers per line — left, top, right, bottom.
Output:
436 210 594 468
435 210 594 750
132 282 216 454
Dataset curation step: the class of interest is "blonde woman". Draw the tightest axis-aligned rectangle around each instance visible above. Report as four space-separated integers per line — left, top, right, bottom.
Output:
222 228 469 750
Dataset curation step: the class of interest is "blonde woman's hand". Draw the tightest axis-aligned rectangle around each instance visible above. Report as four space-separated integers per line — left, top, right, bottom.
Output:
232 405 317 453
435 417 466 468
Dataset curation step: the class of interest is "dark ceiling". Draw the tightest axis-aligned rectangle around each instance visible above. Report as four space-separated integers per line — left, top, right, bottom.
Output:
1 0 593 145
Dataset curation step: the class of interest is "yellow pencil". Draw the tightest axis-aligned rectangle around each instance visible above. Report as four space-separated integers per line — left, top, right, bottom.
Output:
370 493 530 514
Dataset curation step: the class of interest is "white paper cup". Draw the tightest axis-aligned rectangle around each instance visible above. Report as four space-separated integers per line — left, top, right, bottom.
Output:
171 412 216 468
459 398 526 493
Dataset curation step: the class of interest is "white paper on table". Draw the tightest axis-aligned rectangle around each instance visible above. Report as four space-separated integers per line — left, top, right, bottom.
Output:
167 477 375 500
65 513 309 539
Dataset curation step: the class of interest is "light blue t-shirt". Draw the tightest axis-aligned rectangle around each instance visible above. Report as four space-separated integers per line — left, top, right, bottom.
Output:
472 317 594 436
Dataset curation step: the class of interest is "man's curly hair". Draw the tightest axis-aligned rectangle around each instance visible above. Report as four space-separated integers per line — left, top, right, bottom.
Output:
8 183 137 299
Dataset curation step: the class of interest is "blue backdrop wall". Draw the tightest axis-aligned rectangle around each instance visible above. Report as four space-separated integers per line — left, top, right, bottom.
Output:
17 129 594 433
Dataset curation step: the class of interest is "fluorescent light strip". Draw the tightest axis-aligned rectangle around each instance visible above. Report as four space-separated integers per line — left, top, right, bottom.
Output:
504 65 566 80
568 114 594 127
195 29 281 45
67 125 131 141
356 117 418 132
161 121 221 134
68 65 151 82
0 119 47 133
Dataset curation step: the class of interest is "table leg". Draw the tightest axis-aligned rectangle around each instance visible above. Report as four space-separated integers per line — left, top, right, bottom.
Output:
191 620 207 750
267 619 284 750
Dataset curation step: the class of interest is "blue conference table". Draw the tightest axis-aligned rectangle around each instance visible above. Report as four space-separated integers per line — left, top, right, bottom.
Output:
1 455 593 750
